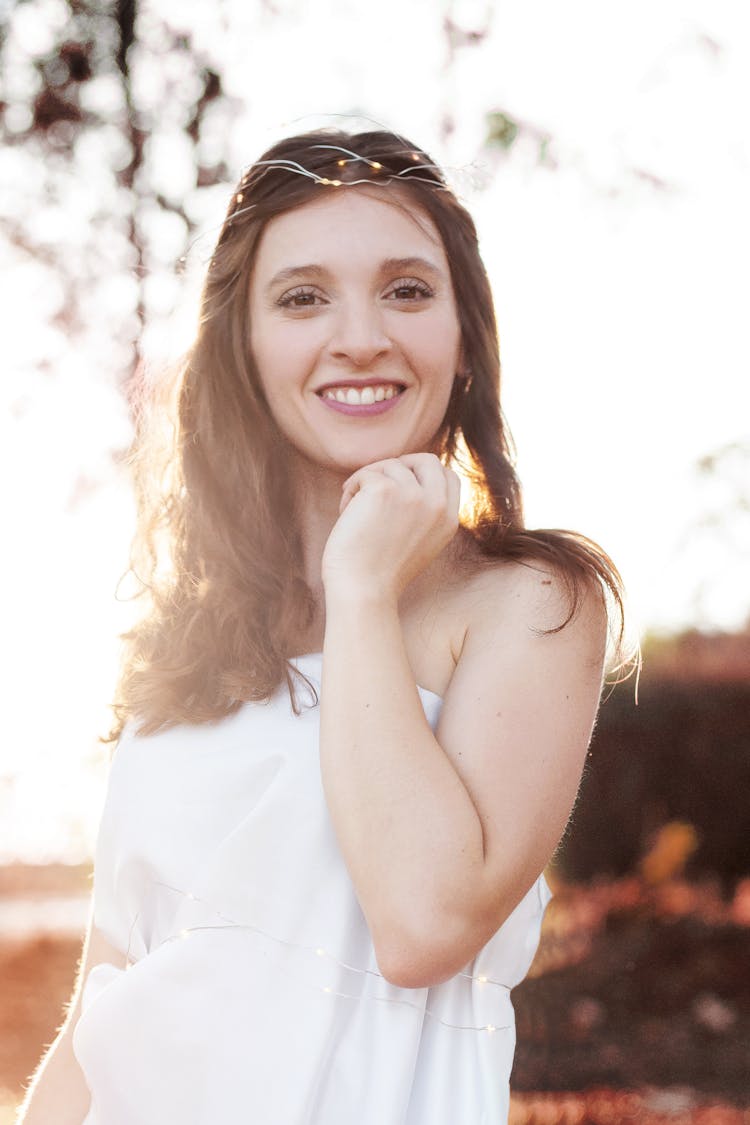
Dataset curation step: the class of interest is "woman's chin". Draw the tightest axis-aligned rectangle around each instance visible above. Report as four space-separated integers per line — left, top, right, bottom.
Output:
316 446 410 475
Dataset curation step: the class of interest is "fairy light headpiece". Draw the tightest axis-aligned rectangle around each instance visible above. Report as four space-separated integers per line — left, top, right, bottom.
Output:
229 139 454 222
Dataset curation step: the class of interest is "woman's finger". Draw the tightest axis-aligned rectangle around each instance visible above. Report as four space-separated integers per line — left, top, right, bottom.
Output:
340 458 417 510
338 465 407 513
343 453 446 499
397 454 450 502
378 459 427 490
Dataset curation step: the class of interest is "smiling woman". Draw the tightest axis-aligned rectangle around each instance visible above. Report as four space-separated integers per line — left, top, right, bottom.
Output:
19 129 631 1125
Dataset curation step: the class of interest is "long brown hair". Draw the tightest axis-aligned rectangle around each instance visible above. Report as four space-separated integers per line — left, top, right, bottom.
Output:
109 129 629 740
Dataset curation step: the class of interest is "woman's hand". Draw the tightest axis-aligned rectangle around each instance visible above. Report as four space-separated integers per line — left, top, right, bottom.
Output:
321 453 461 603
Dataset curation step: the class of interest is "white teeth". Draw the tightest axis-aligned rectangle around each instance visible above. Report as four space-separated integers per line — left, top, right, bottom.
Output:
322 384 402 405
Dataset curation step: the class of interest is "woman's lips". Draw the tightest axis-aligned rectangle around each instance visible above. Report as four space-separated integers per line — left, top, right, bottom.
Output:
315 387 406 416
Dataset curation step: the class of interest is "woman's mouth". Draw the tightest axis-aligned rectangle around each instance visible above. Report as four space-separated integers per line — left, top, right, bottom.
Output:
315 383 406 415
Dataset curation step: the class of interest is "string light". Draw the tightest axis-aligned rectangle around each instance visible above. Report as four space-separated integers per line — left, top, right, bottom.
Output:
240 147 451 195
253 157 322 182
116 877 512 1036
227 204 256 223
311 145 386 171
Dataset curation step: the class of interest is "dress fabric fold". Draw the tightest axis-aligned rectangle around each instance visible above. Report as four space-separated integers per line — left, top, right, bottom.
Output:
72 653 552 1124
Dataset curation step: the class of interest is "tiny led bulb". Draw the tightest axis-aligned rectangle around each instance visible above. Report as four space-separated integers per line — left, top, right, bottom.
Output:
486 1024 496 1034
371 161 382 170
236 192 244 202
337 159 346 167
323 986 332 994
180 929 190 940
331 179 342 187
315 948 325 957
412 152 421 161
476 975 488 984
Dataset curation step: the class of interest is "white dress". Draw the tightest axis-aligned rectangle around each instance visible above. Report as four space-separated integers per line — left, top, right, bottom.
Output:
72 652 551 1125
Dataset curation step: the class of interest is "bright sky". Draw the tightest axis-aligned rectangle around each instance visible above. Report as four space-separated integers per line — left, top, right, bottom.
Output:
2 0 749 861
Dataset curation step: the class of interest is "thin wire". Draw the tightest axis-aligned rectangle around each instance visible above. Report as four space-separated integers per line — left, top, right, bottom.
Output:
150 877 512 990
156 924 509 1035
116 878 514 1035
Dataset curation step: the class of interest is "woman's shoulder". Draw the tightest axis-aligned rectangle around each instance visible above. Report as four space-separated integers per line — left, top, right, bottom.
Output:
446 528 609 657
403 527 608 699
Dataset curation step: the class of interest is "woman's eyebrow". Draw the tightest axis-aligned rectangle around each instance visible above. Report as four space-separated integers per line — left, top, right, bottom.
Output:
265 264 327 292
379 256 443 277
264 255 445 296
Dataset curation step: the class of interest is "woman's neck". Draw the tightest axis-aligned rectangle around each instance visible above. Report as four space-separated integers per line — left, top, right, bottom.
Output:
291 461 350 592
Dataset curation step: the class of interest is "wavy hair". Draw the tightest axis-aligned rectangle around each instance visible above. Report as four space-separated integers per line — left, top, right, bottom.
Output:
108 129 630 740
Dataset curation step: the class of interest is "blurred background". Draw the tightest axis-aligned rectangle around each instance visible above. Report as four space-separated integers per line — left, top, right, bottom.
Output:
1 0 748 1121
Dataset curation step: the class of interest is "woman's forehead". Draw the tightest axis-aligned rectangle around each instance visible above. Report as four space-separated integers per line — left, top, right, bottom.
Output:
254 186 447 273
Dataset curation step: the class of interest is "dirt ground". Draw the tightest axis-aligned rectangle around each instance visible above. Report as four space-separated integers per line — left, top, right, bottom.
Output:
2 870 749 1124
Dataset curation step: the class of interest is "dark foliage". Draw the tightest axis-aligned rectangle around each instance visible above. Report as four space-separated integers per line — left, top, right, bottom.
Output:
558 678 750 887
513 914 750 1103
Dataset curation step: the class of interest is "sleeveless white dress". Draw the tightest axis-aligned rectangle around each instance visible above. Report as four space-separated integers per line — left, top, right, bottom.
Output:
72 653 551 1124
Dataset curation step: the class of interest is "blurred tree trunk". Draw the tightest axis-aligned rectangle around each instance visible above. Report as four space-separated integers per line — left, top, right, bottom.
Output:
0 0 231 409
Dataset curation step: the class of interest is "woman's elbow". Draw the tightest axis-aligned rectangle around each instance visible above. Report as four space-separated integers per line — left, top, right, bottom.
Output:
376 943 459 989
373 910 500 990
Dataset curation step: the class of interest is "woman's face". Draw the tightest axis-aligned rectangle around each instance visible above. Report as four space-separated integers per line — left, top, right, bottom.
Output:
248 187 463 477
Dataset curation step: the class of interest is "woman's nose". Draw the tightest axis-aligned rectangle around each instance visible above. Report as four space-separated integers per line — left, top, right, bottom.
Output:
327 300 393 368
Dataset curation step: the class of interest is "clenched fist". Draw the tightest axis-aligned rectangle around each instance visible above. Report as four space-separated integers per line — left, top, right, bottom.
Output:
321 453 461 603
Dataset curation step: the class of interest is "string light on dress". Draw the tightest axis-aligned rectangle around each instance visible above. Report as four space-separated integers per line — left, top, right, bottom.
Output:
122 878 512 1036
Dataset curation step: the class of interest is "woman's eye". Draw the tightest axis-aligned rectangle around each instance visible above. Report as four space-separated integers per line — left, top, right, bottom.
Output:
277 287 324 309
385 279 433 302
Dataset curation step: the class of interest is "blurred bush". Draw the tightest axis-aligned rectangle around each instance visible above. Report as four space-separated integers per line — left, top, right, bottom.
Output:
556 633 750 888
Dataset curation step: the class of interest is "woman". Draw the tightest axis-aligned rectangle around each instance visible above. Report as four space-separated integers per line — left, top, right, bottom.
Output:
21 129 627 1124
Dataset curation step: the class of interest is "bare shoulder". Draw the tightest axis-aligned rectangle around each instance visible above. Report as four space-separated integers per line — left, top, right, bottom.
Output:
448 539 608 670
404 531 607 699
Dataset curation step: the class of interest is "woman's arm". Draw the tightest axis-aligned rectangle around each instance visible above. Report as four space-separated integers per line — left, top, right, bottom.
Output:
16 902 122 1123
319 455 606 989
